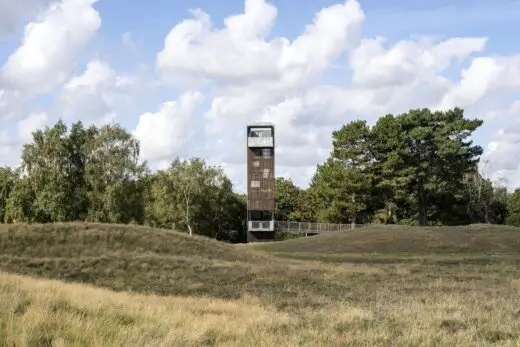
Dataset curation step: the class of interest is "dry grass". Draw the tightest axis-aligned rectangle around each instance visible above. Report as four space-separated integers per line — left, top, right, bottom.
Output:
1 223 520 346
2 271 519 347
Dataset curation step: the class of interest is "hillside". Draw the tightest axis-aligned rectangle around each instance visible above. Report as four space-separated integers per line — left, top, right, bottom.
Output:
0 223 276 299
1 223 520 346
257 224 520 257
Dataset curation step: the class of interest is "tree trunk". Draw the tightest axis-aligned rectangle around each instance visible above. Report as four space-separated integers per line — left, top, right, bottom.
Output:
351 212 357 228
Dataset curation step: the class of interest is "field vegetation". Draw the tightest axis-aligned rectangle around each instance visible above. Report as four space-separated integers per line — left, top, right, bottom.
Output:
1 223 520 346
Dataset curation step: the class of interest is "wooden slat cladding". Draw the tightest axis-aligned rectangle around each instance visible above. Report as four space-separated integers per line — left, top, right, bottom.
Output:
247 146 275 211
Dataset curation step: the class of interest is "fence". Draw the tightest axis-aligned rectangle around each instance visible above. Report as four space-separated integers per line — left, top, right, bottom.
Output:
274 221 367 234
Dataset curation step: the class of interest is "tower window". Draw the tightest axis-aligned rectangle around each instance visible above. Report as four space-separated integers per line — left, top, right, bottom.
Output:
249 128 272 137
261 148 272 157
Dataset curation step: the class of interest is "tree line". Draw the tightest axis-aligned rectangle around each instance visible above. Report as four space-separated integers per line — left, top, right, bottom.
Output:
0 120 246 242
1 108 520 243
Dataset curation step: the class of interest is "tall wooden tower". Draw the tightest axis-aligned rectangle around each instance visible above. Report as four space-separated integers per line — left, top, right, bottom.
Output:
246 122 275 242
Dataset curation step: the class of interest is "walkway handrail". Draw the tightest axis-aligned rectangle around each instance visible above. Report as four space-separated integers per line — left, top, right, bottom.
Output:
274 221 367 233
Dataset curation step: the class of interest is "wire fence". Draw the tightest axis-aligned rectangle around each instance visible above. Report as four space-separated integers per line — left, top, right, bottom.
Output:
275 221 368 234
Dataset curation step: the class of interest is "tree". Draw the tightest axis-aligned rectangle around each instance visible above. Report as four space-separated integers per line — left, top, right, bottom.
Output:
10 120 147 224
145 157 243 240
84 124 147 224
20 120 76 222
0 167 18 222
370 114 411 224
174 158 208 237
311 120 375 225
4 174 35 223
274 177 301 221
291 188 318 222
309 108 485 226
507 189 520 226
382 108 483 225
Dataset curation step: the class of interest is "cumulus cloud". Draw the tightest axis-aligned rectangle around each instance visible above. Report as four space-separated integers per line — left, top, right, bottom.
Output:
134 92 205 163
0 0 101 94
157 0 364 89
58 60 139 125
0 0 56 37
349 36 487 88
0 89 25 121
17 112 49 143
0 0 102 163
3 0 520 192
0 130 14 160
440 55 520 109
482 123 520 188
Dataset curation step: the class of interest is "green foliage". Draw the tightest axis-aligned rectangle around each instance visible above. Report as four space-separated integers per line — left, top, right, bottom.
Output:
274 231 303 241
145 157 246 240
0 120 245 242
507 189 520 226
83 124 148 224
0 167 17 223
309 107 509 227
311 120 374 224
274 177 301 221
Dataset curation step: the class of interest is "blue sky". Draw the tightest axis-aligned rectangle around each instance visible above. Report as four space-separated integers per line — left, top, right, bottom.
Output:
94 0 520 53
2 0 520 191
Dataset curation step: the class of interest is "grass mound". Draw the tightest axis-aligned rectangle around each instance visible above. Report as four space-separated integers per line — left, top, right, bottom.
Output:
0 223 255 262
257 224 520 256
0 223 277 300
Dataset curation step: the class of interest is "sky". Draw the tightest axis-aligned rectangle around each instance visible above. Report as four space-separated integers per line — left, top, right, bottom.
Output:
1 0 520 192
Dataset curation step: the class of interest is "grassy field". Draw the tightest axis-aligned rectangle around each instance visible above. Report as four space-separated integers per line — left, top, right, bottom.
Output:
1 223 520 346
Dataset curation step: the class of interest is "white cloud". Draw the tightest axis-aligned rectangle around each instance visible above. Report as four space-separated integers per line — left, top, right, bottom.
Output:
0 129 20 167
349 36 487 88
134 92 204 163
0 112 49 168
0 0 103 164
0 0 55 37
17 112 49 143
3 0 520 192
157 0 364 89
440 55 520 109
0 89 25 121
482 123 520 189
58 60 139 125
0 0 101 94
0 130 12 156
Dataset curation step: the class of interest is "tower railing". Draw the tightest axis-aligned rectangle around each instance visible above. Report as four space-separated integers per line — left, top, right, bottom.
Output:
247 136 274 147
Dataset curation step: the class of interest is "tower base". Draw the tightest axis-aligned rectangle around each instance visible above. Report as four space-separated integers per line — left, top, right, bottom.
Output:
246 230 276 242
